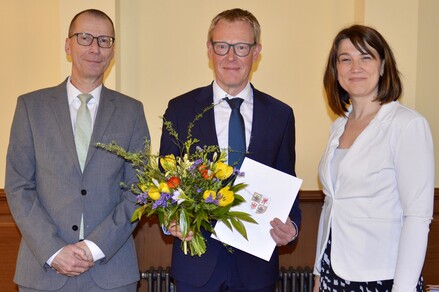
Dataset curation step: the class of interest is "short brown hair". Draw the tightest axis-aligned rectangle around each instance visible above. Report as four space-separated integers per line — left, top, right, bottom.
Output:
68 9 115 37
207 8 261 44
323 25 402 116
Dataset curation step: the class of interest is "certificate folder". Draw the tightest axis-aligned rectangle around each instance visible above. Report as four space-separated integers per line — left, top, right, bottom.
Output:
212 157 302 261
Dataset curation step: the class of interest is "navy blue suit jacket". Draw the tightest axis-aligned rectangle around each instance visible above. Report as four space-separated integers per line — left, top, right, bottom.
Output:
159 83 301 289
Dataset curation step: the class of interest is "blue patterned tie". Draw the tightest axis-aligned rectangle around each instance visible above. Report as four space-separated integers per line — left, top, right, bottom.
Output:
225 97 246 169
75 94 93 172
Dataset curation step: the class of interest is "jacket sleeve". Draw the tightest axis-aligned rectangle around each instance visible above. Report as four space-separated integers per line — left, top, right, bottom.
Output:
5 96 67 265
392 116 434 291
278 107 301 230
87 102 150 263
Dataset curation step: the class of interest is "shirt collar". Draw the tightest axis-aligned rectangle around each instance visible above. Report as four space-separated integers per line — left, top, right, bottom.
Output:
212 81 252 103
66 76 102 106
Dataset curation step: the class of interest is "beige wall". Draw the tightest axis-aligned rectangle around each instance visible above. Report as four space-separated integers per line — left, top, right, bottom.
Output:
1 0 437 189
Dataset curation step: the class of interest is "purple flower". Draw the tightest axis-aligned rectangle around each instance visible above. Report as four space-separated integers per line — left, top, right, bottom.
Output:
188 158 204 172
152 193 172 210
205 194 219 205
235 169 245 177
136 193 148 205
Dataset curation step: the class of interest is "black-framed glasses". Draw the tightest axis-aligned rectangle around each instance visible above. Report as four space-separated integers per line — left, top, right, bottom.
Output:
69 32 115 48
211 42 256 57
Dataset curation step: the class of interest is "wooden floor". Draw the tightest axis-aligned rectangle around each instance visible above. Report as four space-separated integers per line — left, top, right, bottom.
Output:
1 189 438 292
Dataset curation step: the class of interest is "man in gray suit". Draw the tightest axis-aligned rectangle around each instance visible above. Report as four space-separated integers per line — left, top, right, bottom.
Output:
5 9 149 291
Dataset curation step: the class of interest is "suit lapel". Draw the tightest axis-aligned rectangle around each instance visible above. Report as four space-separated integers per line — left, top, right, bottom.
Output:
86 86 116 168
194 85 219 147
49 80 82 173
247 86 270 155
320 118 345 196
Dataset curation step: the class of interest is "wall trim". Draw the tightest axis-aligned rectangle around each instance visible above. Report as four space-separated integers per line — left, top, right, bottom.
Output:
1 188 438 202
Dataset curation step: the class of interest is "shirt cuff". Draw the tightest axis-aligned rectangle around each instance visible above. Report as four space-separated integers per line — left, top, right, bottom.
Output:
83 239 105 262
161 224 171 235
290 220 299 242
46 248 62 266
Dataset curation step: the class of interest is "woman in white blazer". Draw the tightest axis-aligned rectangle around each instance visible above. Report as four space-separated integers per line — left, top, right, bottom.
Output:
313 25 434 292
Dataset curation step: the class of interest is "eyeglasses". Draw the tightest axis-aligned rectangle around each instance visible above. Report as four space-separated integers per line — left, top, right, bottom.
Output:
69 32 115 48
211 42 256 57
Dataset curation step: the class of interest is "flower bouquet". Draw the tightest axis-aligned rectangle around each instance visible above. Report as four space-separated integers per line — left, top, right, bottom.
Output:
96 106 256 256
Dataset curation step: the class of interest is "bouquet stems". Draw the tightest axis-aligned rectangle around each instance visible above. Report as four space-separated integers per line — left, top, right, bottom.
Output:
182 232 207 257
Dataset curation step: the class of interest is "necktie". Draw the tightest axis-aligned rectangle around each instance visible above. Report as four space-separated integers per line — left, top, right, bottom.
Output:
75 94 93 172
225 97 246 169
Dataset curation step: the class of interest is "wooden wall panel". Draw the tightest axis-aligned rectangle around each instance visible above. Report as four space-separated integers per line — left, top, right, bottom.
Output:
1 189 438 292
423 189 439 285
0 190 20 292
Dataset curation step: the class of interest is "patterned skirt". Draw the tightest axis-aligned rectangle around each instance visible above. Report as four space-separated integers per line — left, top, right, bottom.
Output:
319 233 424 292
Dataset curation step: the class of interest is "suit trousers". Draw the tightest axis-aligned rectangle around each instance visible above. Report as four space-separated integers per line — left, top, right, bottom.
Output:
18 271 137 292
175 248 276 292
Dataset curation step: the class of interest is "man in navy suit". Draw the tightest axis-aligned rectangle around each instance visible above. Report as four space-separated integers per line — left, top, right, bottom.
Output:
159 8 301 292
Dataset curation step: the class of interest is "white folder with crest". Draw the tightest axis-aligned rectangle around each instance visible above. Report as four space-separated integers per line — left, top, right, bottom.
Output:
212 157 302 261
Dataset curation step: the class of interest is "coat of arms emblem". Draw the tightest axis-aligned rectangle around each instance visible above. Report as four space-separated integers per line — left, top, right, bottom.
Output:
250 192 271 214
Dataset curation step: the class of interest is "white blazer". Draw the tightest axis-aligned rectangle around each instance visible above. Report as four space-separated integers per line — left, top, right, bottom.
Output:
314 101 434 291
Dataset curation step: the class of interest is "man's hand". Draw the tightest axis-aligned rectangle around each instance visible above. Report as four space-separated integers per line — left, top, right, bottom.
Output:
168 221 194 241
51 244 94 277
269 217 297 246
75 241 93 262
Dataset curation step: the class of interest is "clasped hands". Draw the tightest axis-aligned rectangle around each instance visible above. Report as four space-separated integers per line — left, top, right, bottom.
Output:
168 217 297 246
51 241 94 277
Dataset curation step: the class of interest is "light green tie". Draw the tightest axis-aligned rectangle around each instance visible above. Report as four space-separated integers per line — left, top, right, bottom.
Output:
75 94 93 172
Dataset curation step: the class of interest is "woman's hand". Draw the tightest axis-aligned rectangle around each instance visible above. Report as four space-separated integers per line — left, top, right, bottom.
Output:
313 275 320 292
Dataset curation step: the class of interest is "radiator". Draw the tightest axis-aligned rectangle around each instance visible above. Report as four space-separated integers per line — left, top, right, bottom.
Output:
140 266 314 292
278 266 314 292
140 267 175 292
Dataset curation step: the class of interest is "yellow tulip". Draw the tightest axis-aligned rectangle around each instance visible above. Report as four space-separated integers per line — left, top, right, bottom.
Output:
217 187 234 206
160 154 177 172
159 182 170 194
203 190 217 200
148 187 161 200
214 162 234 180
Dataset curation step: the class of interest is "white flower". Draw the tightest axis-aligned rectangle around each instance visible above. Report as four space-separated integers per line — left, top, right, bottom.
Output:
172 190 185 205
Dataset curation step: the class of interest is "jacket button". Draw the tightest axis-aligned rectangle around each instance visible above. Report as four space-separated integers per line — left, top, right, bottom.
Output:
72 225 78 231
81 189 87 196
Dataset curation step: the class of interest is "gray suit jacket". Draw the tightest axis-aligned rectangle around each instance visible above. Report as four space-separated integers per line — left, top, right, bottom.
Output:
5 79 150 290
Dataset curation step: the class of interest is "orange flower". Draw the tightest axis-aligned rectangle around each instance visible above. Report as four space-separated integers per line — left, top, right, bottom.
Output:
167 176 181 188
198 164 211 179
